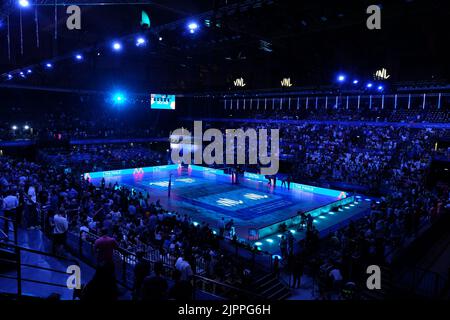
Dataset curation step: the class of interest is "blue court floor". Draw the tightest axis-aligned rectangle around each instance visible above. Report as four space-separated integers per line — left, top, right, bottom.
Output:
89 166 367 241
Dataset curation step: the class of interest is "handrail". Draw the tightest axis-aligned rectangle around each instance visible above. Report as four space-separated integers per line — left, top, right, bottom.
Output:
193 274 264 299
78 220 273 276
74 230 264 299
408 266 448 298
0 229 8 239
0 274 73 289
0 242 80 298
0 215 15 222
20 263 74 275
0 214 18 245
79 229 205 271
0 242 79 264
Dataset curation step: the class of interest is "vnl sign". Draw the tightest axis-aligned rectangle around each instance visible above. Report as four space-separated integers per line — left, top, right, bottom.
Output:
233 78 246 87
281 78 293 87
374 68 390 80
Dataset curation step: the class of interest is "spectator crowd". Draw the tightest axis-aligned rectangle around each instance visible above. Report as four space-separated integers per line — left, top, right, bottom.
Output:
1 104 449 300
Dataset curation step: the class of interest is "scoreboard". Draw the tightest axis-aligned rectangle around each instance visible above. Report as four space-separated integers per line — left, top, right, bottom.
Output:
150 94 176 110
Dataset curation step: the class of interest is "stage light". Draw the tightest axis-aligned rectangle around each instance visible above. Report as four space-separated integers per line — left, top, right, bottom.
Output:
366 82 373 88
377 85 384 91
18 0 30 8
337 74 346 82
12 125 18 130
254 242 262 246
188 22 199 34
266 238 274 244
136 37 146 46
45 63 53 68
26 69 32 74
75 54 83 60
112 41 122 51
112 92 127 105
7 74 13 80
158 36 163 41
353 80 359 84
24 125 30 130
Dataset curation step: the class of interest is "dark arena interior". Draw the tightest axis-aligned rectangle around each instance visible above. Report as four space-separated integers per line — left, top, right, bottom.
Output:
0 0 449 308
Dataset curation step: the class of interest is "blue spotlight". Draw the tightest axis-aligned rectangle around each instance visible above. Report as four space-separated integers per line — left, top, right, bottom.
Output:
366 82 373 88
112 41 122 51
18 0 30 8
75 54 83 60
7 74 13 80
112 92 126 104
45 63 53 68
377 85 384 91
188 22 199 34
353 79 359 84
337 74 346 82
26 69 32 74
136 37 146 46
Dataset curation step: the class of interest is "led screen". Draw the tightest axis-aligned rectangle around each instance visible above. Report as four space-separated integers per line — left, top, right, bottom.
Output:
151 94 176 110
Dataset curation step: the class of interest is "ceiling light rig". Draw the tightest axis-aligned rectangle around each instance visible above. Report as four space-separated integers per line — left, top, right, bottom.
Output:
18 0 30 8
187 22 199 34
